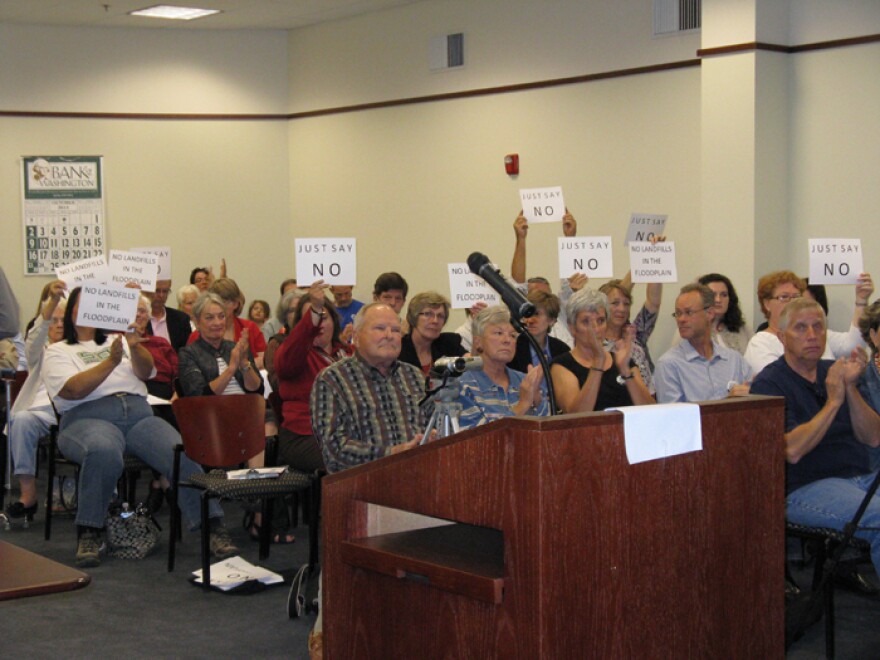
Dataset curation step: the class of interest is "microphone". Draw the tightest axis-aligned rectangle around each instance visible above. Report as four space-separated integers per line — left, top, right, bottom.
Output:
467 252 536 321
431 356 483 377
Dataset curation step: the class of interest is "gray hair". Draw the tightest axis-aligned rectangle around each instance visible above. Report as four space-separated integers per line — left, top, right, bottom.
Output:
192 291 227 321
353 302 399 332
778 297 825 332
678 283 715 310
176 284 199 308
566 288 608 329
471 305 511 340
276 288 305 325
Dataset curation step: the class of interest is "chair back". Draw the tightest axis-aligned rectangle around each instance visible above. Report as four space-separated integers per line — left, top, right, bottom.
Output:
172 394 266 467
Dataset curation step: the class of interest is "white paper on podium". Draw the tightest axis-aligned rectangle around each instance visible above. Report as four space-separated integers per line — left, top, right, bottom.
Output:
606 403 702 465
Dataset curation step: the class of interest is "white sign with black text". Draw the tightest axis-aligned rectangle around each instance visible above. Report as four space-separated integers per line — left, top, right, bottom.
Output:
624 213 668 245
130 246 172 281
519 186 565 224
55 255 109 288
76 284 140 332
558 236 613 279
447 263 501 309
107 250 159 292
295 238 357 286
629 241 678 283
809 238 863 285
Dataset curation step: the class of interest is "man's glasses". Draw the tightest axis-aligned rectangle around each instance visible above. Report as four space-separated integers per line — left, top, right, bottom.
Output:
671 307 710 319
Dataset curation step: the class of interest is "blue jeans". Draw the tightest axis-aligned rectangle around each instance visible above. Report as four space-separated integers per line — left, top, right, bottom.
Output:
57 394 222 530
10 405 55 476
787 471 880 573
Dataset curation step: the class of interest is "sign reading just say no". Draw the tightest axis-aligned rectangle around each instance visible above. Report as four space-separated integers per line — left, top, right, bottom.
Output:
558 236 613 279
519 187 565 224
808 238 863 285
295 238 357 286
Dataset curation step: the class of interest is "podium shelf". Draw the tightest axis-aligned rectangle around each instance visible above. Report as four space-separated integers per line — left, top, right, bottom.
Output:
341 523 505 604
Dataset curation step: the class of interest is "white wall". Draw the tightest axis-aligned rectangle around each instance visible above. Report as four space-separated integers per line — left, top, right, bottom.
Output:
287 0 700 112
289 66 702 353
0 24 292 316
787 42 880 325
0 1 877 347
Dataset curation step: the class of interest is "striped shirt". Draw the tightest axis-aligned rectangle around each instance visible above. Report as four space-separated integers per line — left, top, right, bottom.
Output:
310 353 429 473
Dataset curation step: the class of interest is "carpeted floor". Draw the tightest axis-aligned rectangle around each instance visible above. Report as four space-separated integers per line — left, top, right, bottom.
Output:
2 472 879 659
0 473 316 659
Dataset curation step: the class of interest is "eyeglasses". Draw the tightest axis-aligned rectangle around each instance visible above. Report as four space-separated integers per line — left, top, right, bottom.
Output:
671 307 710 319
768 294 797 303
418 311 447 323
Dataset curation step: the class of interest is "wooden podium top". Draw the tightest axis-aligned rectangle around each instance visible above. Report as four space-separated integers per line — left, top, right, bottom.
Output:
0 541 91 601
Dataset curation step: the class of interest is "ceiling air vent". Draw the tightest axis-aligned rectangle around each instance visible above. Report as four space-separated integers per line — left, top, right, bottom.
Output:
654 0 701 36
429 32 464 71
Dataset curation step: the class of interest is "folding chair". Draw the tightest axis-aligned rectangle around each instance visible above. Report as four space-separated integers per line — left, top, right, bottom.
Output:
167 394 313 590
785 470 880 657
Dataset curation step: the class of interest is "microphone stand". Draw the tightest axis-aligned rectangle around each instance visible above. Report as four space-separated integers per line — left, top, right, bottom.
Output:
509 316 558 416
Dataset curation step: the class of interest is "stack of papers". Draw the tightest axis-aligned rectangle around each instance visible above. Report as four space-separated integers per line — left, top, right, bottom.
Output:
226 466 288 480
192 556 284 591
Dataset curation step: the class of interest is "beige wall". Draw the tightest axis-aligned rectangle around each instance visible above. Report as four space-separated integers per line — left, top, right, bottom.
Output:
287 0 700 113
0 24 292 314
289 66 702 353
0 1 877 351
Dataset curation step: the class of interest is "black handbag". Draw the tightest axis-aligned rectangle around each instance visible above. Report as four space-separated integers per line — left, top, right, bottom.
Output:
105 503 161 559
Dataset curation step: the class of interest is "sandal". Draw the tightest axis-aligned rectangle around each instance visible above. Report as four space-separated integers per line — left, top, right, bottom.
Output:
243 512 295 544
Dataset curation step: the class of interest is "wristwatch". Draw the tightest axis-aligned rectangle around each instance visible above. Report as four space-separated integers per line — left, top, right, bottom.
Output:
616 371 634 386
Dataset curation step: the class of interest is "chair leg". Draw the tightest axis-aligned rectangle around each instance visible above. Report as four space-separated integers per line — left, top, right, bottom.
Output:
825 579 835 658
308 477 321 569
168 494 179 573
259 496 272 561
44 431 57 540
201 493 211 590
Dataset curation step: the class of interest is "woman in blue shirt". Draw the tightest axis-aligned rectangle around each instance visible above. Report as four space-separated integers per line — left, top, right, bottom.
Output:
456 306 548 429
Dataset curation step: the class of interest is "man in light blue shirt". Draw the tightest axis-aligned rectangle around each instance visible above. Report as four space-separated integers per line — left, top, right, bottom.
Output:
655 283 752 403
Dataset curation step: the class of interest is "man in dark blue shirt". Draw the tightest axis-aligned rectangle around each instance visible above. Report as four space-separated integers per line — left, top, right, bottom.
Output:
751 297 880 575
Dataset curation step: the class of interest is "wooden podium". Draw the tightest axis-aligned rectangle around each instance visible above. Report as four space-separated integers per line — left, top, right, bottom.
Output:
322 396 785 658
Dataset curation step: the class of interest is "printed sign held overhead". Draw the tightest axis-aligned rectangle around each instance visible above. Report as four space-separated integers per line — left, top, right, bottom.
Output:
808 239 863 285
629 241 678 283
558 236 613 279
624 213 667 245
76 284 140 332
295 238 357 286
519 187 565 224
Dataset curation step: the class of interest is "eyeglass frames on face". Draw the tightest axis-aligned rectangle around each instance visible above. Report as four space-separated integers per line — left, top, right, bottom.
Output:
671 307 710 319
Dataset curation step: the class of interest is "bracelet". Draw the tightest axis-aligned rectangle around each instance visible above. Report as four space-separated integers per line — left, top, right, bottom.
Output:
856 302 867 307
240 363 251 372
312 307 326 318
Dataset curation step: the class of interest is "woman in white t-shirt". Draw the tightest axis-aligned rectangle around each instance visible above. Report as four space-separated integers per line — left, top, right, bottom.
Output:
42 286 237 568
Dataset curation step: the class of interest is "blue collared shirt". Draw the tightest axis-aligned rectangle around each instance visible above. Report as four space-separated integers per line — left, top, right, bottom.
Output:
654 339 752 403
455 367 550 429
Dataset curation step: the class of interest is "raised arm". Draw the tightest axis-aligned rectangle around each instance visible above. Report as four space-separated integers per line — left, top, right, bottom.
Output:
511 211 528 283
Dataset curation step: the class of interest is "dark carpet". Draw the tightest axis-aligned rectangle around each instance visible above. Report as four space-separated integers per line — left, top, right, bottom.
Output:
2 473 879 658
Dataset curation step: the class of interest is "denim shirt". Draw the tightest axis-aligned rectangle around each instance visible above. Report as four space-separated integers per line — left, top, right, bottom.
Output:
858 360 880 470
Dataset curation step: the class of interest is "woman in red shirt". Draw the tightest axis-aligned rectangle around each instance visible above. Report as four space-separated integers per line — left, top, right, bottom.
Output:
273 280 352 473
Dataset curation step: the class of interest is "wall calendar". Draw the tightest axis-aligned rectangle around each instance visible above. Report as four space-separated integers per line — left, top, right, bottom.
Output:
21 156 105 276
